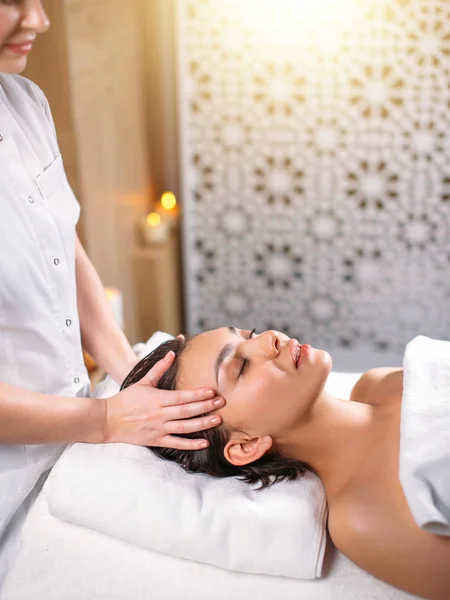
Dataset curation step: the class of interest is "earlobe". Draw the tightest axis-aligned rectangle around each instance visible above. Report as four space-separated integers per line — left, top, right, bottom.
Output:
224 435 273 466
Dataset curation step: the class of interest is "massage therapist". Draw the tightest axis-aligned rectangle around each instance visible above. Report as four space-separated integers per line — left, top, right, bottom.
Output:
0 0 224 587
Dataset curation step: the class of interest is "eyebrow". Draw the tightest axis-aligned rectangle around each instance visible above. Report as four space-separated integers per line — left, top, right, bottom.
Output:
214 326 239 384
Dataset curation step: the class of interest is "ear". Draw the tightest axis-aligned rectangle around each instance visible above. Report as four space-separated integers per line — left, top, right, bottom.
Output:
224 434 273 467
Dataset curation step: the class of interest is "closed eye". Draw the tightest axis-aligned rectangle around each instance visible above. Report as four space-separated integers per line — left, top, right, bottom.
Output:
237 328 256 378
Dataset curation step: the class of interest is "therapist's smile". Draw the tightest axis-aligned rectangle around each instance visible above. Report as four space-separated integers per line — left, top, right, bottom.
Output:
0 0 50 73
4 40 34 55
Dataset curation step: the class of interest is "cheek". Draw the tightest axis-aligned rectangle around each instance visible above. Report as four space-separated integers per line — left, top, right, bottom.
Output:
249 373 283 406
0 10 19 47
225 370 288 427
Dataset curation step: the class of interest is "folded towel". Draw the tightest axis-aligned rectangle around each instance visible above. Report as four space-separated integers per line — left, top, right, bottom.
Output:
48 332 329 579
400 335 450 536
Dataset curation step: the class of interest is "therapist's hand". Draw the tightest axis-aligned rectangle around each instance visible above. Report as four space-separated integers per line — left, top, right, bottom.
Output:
102 350 224 449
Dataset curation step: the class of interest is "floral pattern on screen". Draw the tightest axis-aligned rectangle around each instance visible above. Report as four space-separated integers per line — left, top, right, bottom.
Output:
178 0 450 356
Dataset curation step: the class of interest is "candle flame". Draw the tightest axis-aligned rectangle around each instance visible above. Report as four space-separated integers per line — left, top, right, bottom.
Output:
105 287 120 300
147 212 161 227
161 192 177 211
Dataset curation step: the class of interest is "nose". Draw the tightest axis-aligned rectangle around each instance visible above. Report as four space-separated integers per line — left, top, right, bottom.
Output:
240 330 282 359
21 0 51 35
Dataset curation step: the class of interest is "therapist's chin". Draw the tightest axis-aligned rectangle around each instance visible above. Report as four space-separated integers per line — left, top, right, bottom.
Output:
0 55 28 75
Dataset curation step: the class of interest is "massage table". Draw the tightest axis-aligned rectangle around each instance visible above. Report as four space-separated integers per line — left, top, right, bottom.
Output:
0 367 420 600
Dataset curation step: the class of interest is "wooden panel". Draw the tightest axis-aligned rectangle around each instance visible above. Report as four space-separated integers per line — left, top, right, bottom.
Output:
133 234 182 338
65 0 152 342
140 0 180 199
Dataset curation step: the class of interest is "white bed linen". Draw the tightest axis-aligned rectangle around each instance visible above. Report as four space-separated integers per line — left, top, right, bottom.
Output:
48 442 327 580
0 368 421 600
0 474 420 600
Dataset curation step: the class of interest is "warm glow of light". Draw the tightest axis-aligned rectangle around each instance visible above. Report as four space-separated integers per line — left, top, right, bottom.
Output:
105 287 120 300
147 212 161 227
239 0 354 21
161 192 177 211
233 0 358 51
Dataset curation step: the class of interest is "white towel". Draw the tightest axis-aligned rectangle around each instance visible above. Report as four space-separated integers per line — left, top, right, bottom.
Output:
400 335 450 536
48 443 328 579
47 332 328 580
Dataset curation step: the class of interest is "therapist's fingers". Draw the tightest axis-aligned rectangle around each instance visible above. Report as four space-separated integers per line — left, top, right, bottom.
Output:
163 397 224 424
164 413 223 436
161 435 212 451
140 350 176 387
159 387 217 407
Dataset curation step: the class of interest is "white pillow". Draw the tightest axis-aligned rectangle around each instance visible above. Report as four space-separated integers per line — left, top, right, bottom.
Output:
49 333 329 579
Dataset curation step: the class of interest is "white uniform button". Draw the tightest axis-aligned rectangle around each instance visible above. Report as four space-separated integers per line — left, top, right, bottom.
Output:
74 377 80 385
66 318 72 327
0 133 3 142
28 196 34 204
53 258 60 266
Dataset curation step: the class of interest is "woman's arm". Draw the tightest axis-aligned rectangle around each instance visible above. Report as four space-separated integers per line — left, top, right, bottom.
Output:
73 236 225 449
0 381 104 444
75 235 138 383
0 353 223 448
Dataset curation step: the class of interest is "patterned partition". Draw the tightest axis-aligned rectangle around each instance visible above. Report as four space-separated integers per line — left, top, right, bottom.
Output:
177 0 450 362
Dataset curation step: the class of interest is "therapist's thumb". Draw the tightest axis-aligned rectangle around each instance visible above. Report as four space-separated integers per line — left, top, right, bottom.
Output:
140 350 176 387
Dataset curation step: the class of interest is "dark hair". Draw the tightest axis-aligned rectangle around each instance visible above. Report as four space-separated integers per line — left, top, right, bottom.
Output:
121 337 312 490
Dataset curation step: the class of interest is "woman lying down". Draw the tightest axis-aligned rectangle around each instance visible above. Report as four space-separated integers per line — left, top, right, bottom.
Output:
121 327 450 600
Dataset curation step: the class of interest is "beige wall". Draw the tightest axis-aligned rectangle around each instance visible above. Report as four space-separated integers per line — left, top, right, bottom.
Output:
140 0 180 200
24 0 154 342
65 0 152 343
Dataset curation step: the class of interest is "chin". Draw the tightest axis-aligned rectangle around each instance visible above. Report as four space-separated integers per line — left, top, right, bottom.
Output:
311 347 332 372
0 57 27 75
321 349 332 372
319 349 333 383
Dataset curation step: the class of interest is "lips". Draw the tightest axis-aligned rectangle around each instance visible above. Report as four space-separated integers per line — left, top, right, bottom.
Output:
289 339 302 368
5 42 34 56
289 339 311 369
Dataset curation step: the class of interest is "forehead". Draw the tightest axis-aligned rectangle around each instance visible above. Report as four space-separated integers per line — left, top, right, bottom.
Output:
178 327 236 390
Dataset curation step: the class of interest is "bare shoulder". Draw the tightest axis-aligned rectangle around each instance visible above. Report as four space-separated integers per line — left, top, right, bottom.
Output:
350 368 403 406
328 492 450 600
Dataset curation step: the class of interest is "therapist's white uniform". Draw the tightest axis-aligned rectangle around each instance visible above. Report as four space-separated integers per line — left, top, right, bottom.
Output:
0 74 89 587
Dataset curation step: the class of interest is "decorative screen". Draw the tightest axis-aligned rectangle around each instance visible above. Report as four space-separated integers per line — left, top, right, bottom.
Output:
178 0 450 360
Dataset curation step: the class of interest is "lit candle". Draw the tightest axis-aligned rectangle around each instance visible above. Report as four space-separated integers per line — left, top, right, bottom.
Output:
159 191 179 229
141 211 170 245
104 287 124 329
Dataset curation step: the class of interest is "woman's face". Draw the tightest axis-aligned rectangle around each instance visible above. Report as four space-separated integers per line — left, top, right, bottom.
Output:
178 327 332 442
0 0 49 74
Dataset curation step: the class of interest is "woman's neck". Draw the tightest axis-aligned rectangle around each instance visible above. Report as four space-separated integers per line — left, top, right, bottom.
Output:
278 391 381 501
